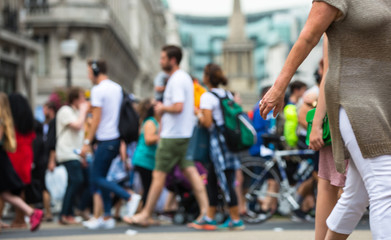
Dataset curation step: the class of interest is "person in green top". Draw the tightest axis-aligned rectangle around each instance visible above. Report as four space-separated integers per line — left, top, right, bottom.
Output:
130 99 160 209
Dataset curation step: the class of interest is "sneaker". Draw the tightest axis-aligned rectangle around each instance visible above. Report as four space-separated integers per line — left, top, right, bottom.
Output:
127 194 142 217
242 209 272 224
30 209 43 232
187 217 217 230
291 209 315 223
100 218 115 229
83 217 103 229
217 218 245 231
82 217 95 227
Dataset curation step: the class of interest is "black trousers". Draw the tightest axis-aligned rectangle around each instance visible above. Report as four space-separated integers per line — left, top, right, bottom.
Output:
134 166 152 204
207 164 238 207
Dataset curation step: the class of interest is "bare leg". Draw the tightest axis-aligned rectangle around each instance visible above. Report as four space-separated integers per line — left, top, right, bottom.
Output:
262 179 279 212
325 229 349 240
301 194 315 212
0 192 33 217
143 170 166 217
297 177 315 198
11 191 27 227
113 199 122 219
12 208 26 227
127 170 167 226
315 178 341 240
182 166 208 221
93 193 103 219
207 206 217 219
0 198 10 228
42 190 53 220
163 191 178 212
235 169 246 214
228 206 240 221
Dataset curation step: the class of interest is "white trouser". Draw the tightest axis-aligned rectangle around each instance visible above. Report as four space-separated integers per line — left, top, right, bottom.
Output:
327 107 391 239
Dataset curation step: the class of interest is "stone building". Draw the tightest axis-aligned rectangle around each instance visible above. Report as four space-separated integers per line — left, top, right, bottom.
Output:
20 0 166 105
222 0 255 110
0 0 40 106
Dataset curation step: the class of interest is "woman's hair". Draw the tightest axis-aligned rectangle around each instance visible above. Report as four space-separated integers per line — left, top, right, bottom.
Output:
44 101 58 114
8 93 34 135
0 92 16 152
137 99 154 124
204 63 228 88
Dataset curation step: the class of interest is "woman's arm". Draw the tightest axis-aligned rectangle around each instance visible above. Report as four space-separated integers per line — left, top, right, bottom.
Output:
259 2 340 119
309 34 329 151
198 109 213 128
144 120 159 146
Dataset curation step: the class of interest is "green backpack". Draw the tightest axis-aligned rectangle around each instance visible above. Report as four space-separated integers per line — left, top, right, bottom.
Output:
210 91 256 152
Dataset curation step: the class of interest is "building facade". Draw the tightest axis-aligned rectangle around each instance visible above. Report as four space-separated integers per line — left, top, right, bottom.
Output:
20 0 166 105
0 0 40 106
175 2 322 103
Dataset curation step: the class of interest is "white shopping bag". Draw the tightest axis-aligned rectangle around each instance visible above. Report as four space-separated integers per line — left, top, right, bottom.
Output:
106 156 128 183
45 165 68 201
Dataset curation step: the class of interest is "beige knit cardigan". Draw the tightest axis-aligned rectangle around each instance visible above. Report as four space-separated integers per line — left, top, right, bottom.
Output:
314 0 391 173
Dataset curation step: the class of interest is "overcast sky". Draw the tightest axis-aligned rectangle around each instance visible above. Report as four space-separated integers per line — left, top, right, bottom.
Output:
167 0 312 16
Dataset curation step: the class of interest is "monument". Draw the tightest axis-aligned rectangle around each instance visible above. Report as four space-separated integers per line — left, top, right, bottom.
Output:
223 0 256 110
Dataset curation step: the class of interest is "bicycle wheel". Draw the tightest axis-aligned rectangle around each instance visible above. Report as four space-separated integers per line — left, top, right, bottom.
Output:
240 158 281 224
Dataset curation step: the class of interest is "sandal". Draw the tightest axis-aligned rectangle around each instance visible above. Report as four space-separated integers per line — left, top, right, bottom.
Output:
123 215 149 227
10 222 27 229
0 220 10 229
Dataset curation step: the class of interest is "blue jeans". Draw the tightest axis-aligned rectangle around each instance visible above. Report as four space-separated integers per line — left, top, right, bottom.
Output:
92 139 130 216
60 160 84 216
78 167 92 211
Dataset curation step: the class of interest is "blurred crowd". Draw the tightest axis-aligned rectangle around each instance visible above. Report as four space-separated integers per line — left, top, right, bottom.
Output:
0 44 322 234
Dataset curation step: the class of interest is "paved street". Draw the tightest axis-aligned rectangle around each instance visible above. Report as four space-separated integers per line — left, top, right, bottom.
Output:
1 217 371 240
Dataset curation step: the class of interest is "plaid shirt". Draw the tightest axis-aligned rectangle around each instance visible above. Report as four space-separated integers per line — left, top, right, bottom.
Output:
209 126 240 202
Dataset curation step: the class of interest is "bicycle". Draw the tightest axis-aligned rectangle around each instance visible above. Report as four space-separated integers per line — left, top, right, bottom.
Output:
240 134 315 224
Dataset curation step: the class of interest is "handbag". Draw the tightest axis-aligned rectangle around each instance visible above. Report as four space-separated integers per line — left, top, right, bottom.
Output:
185 124 210 163
305 108 331 146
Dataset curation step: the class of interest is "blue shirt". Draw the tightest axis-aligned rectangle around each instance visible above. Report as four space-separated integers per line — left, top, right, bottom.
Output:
249 104 274 156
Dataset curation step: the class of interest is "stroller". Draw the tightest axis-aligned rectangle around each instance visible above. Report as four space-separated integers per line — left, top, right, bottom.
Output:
165 162 207 224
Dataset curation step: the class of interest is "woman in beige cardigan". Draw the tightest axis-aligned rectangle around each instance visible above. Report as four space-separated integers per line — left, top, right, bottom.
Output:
259 0 391 240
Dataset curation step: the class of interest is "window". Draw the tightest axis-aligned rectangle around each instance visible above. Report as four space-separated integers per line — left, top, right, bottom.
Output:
33 35 49 76
0 60 17 94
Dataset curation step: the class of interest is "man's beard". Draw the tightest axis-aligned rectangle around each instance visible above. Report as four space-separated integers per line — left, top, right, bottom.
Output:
162 63 172 73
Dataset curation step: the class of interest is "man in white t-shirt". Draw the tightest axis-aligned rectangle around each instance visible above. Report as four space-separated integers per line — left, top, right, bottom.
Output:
127 45 208 227
80 59 141 229
56 87 89 225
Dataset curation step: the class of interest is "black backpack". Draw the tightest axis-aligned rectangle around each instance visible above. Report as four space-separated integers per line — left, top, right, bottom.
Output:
118 89 139 143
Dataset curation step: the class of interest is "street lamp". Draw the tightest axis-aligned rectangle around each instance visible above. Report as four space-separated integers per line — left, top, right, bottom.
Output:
60 39 78 88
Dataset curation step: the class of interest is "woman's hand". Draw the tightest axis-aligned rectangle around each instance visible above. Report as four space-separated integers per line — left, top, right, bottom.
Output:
309 124 325 151
259 85 285 119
